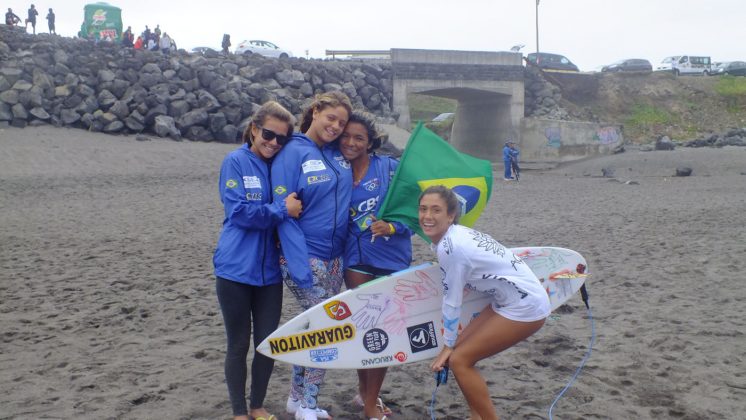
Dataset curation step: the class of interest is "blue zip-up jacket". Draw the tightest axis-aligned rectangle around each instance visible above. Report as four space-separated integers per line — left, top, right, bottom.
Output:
213 144 289 285
345 155 412 271
271 133 353 288
503 145 519 162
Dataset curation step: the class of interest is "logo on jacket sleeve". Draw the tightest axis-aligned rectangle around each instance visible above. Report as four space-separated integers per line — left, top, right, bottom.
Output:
226 179 238 188
243 176 261 189
274 185 287 195
302 160 326 173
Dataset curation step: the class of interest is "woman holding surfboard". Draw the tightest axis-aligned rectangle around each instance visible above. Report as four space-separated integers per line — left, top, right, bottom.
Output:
339 110 412 420
213 101 301 420
418 185 550 420
271 92 353 420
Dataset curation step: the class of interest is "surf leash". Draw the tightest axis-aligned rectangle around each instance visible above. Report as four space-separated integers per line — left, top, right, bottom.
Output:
429 366 449 419
548 284 595 420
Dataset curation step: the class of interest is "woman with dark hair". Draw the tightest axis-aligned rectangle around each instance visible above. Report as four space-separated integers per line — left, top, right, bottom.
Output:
418 185 550 420
214 101 302 420
271 91 353 420
339 110 411 420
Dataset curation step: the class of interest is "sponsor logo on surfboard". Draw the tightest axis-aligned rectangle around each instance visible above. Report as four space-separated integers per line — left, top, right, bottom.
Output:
407 321 438 353
361 354 395 367
394 351 407 362
310 348 339 363
323 300 351 321
362 328 389 353
268 324 355 355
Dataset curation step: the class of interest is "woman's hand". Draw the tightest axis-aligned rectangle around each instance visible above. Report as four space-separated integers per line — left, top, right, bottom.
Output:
285 192 302 218
370 216 394 239
430 345 453 372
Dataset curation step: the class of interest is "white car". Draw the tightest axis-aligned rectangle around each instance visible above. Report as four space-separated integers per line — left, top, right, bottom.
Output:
235 40 292 58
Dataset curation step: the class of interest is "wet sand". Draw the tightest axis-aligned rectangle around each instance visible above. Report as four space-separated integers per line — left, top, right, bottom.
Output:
1 126 745 419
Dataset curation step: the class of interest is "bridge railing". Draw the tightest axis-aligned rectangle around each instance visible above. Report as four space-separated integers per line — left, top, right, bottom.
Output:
325 50 391 59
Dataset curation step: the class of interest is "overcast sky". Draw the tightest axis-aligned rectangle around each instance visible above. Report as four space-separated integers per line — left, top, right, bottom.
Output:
9 0 746 70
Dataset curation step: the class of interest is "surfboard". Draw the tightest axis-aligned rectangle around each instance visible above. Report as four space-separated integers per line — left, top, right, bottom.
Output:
257 247 588 369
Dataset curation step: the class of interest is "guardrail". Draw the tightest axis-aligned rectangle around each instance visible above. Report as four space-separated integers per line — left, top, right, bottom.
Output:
325 50 391 59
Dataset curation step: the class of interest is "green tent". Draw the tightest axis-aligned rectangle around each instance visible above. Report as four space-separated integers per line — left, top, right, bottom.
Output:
79 2 123 42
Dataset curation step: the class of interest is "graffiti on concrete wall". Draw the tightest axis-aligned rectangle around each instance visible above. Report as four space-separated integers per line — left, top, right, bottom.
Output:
593 126 621 145
544 127 561 148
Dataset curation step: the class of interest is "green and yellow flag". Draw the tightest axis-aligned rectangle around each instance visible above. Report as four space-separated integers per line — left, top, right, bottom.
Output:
378 123 493 240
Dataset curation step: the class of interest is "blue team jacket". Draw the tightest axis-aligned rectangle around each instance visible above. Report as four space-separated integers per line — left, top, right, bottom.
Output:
503 145 519 162
345 155 412 271
213 144 288 285
271 133 353 288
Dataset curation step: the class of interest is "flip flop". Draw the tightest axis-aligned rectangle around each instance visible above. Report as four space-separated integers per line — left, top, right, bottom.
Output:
249 415 276 420
353 394 393 416
376 398 393 416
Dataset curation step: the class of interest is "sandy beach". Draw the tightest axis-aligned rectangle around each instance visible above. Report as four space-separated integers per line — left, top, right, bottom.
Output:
1 126 745 419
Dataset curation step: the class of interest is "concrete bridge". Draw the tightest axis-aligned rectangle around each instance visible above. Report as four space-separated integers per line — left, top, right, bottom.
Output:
391 49 525 161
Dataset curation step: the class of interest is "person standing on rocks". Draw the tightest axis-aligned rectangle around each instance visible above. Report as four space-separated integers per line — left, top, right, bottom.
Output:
222 34 231 55
121 26 134 47
26 4 38 34
214 101 302 420
45 8 55 34
271 91 353 420
159 32 172 55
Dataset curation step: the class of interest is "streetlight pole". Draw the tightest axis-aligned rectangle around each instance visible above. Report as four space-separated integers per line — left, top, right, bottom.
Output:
535 0 540 64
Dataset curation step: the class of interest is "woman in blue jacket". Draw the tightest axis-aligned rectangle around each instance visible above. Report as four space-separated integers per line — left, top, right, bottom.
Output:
214 101 302 420
271 91 353 420
340 110 412 420
502 140 519 180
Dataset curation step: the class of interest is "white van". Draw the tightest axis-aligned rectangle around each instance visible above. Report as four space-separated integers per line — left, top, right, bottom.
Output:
657 55 712 75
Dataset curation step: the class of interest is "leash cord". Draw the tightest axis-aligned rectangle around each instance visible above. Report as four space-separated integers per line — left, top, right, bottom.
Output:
548 303 595 419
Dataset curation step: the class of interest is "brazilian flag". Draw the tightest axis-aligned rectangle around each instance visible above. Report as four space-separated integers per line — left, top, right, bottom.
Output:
377 123 493 241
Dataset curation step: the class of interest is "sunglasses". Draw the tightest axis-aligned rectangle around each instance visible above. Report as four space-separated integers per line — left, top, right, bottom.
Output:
257 126 290 146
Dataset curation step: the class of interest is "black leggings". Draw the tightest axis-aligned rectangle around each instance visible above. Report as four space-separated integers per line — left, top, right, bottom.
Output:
216 277 283 416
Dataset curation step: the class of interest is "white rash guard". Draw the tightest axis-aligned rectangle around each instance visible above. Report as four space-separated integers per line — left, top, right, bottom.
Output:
433 224 551 347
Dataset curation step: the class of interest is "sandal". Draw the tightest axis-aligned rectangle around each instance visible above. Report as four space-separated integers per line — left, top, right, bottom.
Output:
353 394 392 416
249 416 277 420
376 398 392 416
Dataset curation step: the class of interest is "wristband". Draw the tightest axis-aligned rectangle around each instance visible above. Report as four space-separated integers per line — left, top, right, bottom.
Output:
388 223 396 235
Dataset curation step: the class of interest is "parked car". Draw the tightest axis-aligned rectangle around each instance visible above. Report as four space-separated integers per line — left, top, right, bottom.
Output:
601 59 652 73
431 112 454 122
235 40 292 58
191 47 217 55
712 61 746 76
656 55 711 75
526 52 579 72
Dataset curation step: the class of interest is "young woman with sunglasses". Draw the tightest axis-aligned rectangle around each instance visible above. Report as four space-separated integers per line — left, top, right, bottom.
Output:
213 101 302 420
339 111 412 420
419 185 550 420
271 91 353 420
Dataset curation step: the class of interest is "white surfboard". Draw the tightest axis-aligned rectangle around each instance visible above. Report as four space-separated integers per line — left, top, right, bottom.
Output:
257 247 588 369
